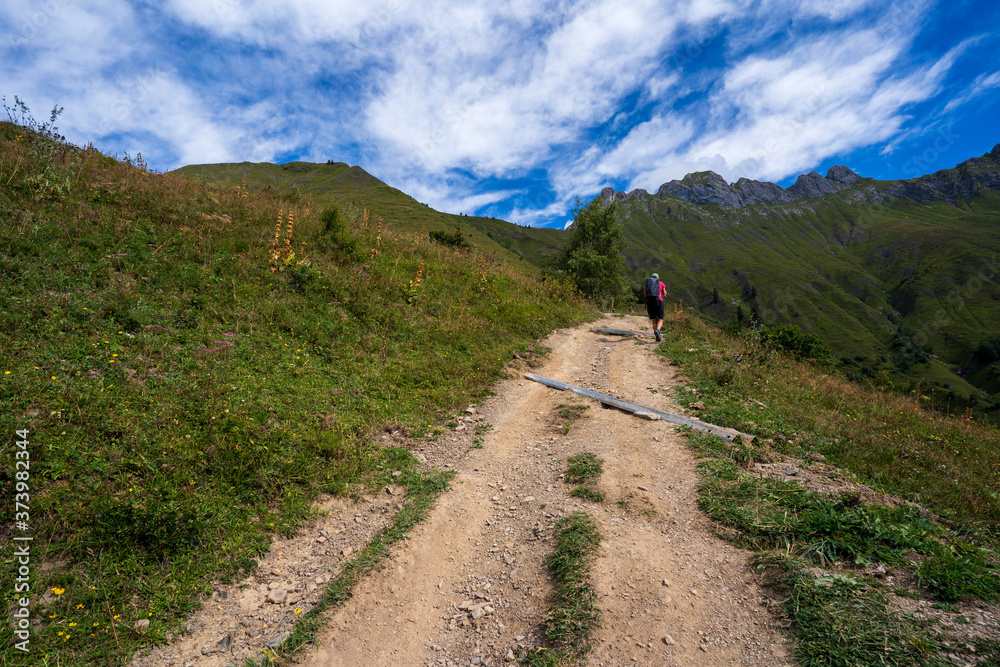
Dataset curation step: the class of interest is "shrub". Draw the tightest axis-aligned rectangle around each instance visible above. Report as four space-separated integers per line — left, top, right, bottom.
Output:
721 320 742 336
429 225 471 250
759 324 831 361
976 335 1000 364
320 204 347 235
319 204 363 259
289 263 320 292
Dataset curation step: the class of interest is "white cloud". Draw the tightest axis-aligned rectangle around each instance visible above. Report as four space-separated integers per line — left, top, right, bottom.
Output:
943 70 1000 113
0 0 983 226
1 0 138 111
162 0 402 44
600 12 960 191
390 175 523 217
790 0 876 20
364 0 726 178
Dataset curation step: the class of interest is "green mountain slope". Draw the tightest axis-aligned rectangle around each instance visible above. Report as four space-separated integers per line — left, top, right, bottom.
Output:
609 150 1000 416
171 161 567 271
174 148 1000 416
0 120 593 665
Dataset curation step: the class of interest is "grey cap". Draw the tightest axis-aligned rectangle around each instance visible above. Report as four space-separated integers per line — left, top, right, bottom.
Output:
652 273 659 279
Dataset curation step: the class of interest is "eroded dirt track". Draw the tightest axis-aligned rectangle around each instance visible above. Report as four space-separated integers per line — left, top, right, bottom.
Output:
129 316 794 667
300 316 793 666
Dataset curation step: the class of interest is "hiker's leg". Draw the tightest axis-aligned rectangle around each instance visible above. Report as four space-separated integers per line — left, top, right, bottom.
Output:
652 300 664 333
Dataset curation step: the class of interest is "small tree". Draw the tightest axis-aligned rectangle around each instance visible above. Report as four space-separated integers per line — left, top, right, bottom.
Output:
976 335 1000 363
558 198 628 304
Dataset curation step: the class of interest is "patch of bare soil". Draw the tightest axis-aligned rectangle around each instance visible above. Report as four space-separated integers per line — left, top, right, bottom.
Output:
130 315 797 667
891 597 1000 649
746 455 915 508
128 494 402 667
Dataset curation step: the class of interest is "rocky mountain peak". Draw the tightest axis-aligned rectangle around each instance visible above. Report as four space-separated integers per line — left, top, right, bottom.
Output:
733 177 792 204
681 171 729 186
787 171 846 199
604 143 1000 216
600 186 617 207
825 165 860 185
657 171 742 207
646 159 867 207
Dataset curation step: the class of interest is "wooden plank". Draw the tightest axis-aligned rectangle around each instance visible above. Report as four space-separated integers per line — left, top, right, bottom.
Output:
590 326 654 337
523 372 754 443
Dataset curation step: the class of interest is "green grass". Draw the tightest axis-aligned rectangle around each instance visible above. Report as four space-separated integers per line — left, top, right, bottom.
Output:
761 554 948 667
0 119 595 666
661 310 1000 666
171 161 569 274
659 312 1000 540
526 455 607 664
568 486 604 503
972 637 1000 664
915 544 1000 603
564 452 604 505
689 430 1000 604
565 452 603 485
525 512 603 666
555 403 588 435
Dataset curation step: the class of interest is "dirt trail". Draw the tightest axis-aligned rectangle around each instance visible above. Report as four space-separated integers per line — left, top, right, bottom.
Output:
301 315 792 666
130 316 793 667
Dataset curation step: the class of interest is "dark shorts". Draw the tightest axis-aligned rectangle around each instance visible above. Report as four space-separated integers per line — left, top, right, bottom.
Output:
646 296 664 320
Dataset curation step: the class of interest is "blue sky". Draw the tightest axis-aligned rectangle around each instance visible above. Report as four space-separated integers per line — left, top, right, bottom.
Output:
2 0 998 228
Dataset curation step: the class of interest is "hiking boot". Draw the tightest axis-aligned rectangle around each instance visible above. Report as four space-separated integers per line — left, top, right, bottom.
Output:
654 329 662 342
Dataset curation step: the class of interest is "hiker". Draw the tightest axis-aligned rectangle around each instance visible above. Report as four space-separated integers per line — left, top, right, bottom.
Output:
644 273 666 341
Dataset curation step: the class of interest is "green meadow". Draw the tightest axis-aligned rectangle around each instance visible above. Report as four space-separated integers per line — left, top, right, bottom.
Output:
0 120 593 665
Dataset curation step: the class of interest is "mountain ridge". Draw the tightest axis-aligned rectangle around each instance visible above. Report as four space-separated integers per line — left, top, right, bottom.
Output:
602 142 1000 418
602 142 1000 210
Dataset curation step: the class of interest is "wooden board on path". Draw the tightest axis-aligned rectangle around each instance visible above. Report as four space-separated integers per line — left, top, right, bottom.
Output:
524 372 754 443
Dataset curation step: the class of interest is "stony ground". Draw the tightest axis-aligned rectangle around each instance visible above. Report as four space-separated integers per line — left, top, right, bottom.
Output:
128 315 796 667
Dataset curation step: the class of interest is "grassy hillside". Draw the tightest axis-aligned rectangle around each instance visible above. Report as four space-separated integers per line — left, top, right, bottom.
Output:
658 309 1000 666
613 179 1000 419
172 161 568 272
0 120 594 666
173 156 1000 421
